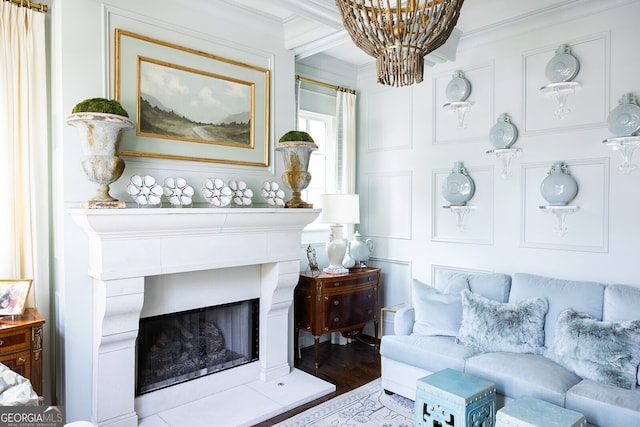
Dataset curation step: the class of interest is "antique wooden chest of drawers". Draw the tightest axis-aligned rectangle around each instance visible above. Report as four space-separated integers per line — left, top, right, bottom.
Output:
0 308 45 396
294 268 380 368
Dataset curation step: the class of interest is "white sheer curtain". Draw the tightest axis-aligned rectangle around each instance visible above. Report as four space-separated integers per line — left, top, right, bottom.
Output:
335 90 357 194
0 1 48 308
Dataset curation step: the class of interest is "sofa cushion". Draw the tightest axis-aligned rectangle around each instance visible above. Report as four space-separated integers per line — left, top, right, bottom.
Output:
468 273 511 303
434 271 511 302
380 335 478 374
456 289 548 354
509 273 605 347
604 284 640 322
412 280 464 337
545 308 640 389
565 380 640 427
465 352 582 407
433 271 470 294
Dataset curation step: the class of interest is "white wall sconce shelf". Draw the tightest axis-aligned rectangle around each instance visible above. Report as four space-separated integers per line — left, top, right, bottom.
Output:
443 101 474 128
486 148 522 179
540 82 581 119
539 205 579 236
602 136 640 174
443 205 475 229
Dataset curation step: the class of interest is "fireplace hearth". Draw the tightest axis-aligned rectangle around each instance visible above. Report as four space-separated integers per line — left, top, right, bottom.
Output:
137 299 259 395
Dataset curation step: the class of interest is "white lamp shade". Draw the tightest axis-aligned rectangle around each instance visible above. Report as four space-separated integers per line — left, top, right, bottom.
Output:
319 194 360 225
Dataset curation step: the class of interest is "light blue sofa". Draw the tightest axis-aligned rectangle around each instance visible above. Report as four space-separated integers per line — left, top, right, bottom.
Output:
380 272 640 427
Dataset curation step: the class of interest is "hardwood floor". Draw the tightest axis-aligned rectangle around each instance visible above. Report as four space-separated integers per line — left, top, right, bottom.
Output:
253 336 381 426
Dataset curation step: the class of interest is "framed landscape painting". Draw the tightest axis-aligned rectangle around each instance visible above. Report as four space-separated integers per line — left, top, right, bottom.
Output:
115 29 270 166
0 280 32 316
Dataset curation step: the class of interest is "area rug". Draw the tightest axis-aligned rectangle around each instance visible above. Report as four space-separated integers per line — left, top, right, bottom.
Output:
275 378 415 427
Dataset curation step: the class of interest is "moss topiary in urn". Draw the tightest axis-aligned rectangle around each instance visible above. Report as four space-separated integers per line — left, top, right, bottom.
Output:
66 97 135 209
275 130 318 208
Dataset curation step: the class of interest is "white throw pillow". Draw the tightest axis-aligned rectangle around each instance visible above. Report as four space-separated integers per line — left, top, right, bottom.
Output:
412 279 466 337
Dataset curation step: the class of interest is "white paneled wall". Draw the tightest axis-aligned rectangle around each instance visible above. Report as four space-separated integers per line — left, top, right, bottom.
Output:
356 0 640 328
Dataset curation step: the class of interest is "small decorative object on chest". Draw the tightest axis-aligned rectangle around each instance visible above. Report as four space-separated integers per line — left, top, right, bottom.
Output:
348 231 374 267
415 368 496 427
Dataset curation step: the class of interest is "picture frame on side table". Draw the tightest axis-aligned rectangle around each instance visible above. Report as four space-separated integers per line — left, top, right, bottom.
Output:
0 280 32 316
115 29 270 166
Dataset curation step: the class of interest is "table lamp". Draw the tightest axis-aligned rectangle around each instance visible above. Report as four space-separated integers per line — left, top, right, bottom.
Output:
319 194 360 274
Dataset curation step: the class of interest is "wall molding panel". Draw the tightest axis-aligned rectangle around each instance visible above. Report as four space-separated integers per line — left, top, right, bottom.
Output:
521 158 610 252
366 87 414 152
522 32 610 134
366 171 413 239
432 62 495 144
432 165 495 244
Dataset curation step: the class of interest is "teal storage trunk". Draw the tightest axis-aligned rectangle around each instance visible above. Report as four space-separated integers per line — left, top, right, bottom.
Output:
496 396 587 427
416 368 496 427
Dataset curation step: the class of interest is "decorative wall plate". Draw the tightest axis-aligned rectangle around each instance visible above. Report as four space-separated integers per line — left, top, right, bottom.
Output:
489 113 518 149
229 180 253 206
442 162 475 206
445 70 471 102
607 94 640 136
163 177 194 207
126 175 163 206
261 181 285 207
545 44 580 83
202 178 232 207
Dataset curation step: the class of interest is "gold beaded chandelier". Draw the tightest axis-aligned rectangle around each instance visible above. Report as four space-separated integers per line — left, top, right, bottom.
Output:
335 0 465 87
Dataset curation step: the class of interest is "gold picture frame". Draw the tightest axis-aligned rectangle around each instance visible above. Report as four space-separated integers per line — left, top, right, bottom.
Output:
0 279 32 316
115 29 270 166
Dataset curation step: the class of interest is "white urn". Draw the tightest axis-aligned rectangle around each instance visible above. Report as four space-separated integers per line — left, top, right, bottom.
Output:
66 112 134 208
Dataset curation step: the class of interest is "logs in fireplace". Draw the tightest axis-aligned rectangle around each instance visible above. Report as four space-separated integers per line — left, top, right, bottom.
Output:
136 299 259 395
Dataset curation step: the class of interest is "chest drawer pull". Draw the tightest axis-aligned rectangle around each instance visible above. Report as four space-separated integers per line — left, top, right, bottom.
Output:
0 339 4 346
334 317 340 323
334 300 340 306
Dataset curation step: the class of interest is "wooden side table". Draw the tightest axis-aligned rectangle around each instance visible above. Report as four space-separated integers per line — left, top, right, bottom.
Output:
0 308 45 395
294 268 380 368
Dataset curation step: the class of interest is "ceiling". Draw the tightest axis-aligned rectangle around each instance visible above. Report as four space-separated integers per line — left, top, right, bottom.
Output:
221 0 576 67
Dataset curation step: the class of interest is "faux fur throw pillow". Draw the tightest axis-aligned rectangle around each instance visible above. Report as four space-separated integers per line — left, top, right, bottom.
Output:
545 309 640 389
456 289 548 354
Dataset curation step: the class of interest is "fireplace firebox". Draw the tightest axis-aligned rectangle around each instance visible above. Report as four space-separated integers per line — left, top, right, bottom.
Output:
136 299 259 395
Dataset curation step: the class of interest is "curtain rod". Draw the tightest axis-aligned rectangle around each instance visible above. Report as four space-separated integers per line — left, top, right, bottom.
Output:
4 0 47 13
296 75 356 95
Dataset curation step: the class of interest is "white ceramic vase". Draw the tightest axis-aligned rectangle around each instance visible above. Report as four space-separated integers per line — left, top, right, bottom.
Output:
540 162 578 206
66 112 134 208
349 231 374 265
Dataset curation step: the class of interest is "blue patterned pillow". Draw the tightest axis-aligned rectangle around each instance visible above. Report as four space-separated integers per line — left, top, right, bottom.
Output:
545 309 640 389
456 289 548 354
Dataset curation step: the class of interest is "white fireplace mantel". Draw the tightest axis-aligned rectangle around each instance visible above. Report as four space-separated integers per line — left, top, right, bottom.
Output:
69 208 321 280
68 208 323 427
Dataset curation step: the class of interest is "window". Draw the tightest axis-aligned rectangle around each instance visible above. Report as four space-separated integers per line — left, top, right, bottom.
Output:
298 110 337 208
